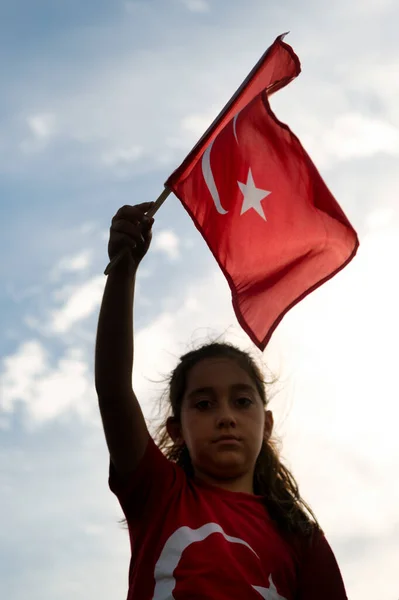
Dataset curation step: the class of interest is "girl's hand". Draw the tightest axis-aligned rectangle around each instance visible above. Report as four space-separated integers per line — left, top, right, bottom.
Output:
108 202 155 270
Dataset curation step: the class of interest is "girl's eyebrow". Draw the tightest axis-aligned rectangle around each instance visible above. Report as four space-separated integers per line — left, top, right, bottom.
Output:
187 386 214 400
187 383 256 400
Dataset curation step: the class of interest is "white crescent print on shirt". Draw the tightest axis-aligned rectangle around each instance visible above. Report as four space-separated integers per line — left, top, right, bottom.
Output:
200 112 272 221
152 522 288 600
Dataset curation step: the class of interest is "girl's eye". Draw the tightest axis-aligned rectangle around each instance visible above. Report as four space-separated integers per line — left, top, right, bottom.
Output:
195 400 212 410
195 398 253 410
236 396 253 407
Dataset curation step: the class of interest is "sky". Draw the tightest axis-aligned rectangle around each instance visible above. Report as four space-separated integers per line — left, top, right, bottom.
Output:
0 0 398 598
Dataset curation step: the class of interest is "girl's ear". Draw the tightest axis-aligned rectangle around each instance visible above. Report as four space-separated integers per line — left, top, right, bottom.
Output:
166 416 183 443
264 410 274 439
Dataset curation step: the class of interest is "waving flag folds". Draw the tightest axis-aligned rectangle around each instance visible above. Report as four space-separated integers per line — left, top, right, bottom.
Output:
166 34 359 350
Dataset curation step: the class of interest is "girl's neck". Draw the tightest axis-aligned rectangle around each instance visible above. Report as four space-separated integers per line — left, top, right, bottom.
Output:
193 470 255 495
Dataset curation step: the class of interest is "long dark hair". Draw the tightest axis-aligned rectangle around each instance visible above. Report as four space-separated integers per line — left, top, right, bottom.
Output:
152 341 321 540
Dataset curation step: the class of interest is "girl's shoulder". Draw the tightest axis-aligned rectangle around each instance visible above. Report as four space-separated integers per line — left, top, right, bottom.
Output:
285 523 325 562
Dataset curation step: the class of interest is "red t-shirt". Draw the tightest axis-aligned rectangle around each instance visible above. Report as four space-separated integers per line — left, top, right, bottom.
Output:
109 436 348 599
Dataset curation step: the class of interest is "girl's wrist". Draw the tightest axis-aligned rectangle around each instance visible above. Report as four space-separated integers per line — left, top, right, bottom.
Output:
107 251 138 280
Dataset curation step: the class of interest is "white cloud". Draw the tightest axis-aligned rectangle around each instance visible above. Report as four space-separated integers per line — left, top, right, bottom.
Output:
78 222 97 235
100 145 144 179
181 112 214 136
180 0 210 13
50 275 104 334
0 265 106 425
301 112 399 167
28 347 93 423
50 251 93 282
61 252 92 272
326 113 399 158
153 229 180 260
0 341 93 425
101 145 143 167
346 527 399 599
20 112 57 153
344 0 394 15
366 206 396 229
167 108 219 149
5 283 42 303
2 0 397 185
7 20 249 173
27 113 56 139
124 0 149 13
0 340 47 413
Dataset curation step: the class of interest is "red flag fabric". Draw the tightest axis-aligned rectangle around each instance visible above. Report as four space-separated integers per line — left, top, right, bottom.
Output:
165 35 359 350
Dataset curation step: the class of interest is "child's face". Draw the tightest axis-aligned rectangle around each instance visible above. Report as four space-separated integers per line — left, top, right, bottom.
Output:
178 357 272 493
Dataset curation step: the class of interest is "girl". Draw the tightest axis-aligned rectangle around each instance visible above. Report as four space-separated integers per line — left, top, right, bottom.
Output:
95 203 348 599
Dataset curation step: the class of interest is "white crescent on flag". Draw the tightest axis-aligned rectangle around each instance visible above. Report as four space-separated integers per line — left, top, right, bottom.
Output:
233 110 241 144
201 113 270 220
201 140 229 214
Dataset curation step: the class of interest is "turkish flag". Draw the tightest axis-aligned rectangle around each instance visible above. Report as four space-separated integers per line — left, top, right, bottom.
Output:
165 35 359 350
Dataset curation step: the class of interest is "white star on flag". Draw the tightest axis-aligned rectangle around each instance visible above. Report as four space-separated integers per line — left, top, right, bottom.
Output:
252 574 288 599
238 168 271 221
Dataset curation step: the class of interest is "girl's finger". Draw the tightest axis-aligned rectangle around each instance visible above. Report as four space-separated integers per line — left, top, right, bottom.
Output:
112 219 141 238
112 202 155 224
111 221 146 244
111 232 137 251
142 227 152 246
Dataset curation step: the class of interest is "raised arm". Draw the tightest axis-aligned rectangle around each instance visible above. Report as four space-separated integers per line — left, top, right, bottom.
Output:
95 203 154 476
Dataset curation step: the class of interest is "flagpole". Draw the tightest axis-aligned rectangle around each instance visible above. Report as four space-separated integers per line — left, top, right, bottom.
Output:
104 187 171 275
